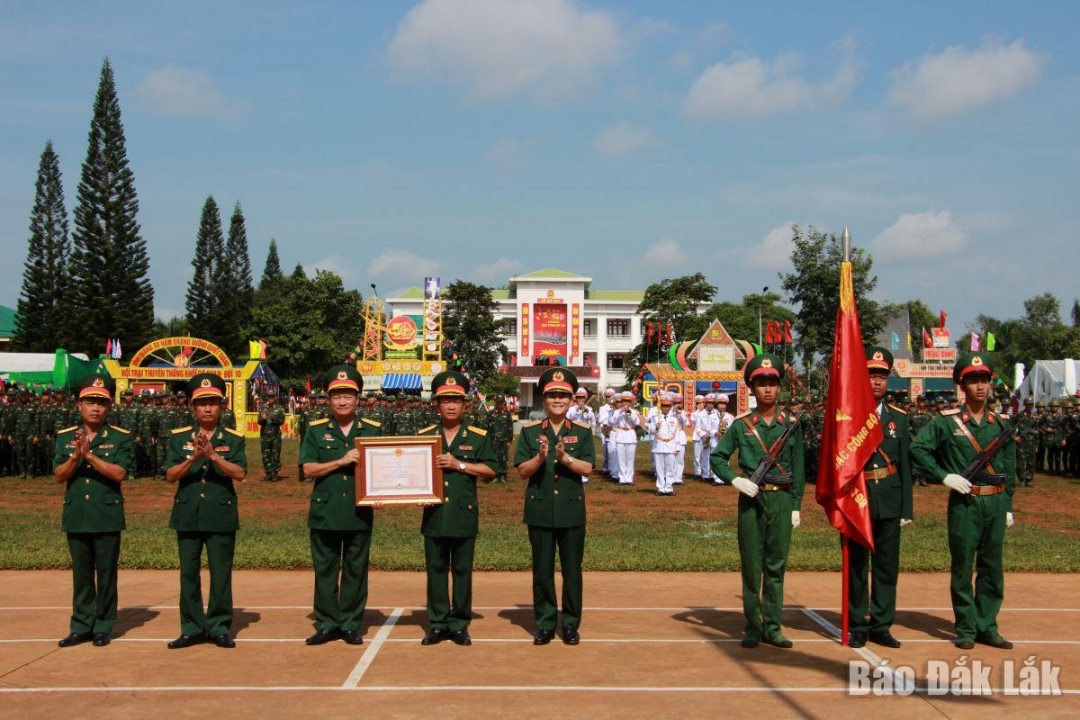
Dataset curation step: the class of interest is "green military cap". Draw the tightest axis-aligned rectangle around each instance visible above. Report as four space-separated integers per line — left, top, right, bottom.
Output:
1035 400 1046 409
1049 398 1061 408
431 370 468 397
75 372 115 400
1022 397 1034 405
188 372 227 400
953 351 993 384
122 388 135 397
323 364 363 393
1062 397 1074 408
537 367 579 395
744 352 784 385
866 346 894 372
5 387 16 396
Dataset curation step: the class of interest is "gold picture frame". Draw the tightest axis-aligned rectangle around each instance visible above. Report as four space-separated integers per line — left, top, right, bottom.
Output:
355 435 444 506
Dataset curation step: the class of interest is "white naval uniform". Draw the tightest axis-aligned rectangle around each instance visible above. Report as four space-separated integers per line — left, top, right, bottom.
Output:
673 409 688 483
566 404 595 483
610 407 640 485
695 409 720 481
647 410 684 494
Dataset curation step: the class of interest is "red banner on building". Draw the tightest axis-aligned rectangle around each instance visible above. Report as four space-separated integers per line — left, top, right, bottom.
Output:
520 304 530 362
571 304 580 361
533 304 567 358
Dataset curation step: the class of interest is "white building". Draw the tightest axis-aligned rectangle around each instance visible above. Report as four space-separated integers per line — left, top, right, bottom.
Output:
387 268 652 408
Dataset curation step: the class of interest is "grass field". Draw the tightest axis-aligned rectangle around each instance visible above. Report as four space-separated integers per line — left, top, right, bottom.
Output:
2 438 1079 572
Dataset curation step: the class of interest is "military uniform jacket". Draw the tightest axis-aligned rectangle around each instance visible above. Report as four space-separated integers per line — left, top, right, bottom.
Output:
300 417 382 532
514 419 596 529
911 407 1016 511
418 424 500 538
863 404 913 520
53 423 133 533
710 411 806 508
165 425 247 532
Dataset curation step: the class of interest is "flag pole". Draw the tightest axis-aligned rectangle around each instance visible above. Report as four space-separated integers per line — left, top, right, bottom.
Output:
840 226 852 648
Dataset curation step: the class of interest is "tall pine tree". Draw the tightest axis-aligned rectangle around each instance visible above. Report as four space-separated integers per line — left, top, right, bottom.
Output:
68 58 154 355
185 195 225 332
215 202 254 358
15 141 71 351
260 239 283 289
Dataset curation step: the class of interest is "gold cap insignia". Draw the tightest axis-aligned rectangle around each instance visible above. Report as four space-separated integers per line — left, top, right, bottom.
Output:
338 371 348 380
552 371 565 382
972 356 983 366
446 377 457 386
873 351 884 361
761 359 772 369
201 378 212 388
92 378 104 388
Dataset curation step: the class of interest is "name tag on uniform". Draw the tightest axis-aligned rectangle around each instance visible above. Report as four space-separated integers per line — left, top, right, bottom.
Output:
564 436 578 443
459 445 474 451
323 434 335 441
99 444 114 449
214 445 230 452
182 443 195 451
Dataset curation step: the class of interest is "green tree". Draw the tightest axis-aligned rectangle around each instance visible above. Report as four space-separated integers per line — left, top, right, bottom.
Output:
152 315 191 338
260 239 283 289
185 195 225 333
213 202 255 359
15 141 71 352
67 58 154 354
780 225 884 371
902 299 938 362
480 371 521 399
442 280 507 386
623 273 717 386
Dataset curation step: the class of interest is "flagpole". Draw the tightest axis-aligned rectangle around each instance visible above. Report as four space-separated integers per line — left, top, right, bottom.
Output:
840 227 852 648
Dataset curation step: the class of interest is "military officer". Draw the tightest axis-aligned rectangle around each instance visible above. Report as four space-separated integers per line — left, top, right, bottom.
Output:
300 365 382 645
52 373 133 648
514 368 595 645
711 353 805 649
258 394 286 481
911 352 1016 650
416 372 499 646
848 348 913 649
163 374 247 649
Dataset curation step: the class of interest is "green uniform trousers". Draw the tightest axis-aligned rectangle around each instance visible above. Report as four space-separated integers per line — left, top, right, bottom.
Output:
177 531 235 637
948 493 1007 642
310 529 370 632
847 517 901 634
528 524 585 632
424 535 476 632
66 531 121 635
737 490 793 641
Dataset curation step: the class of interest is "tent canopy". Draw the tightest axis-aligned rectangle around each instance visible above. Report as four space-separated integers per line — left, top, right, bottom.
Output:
382 373 423 392
0 349 99 390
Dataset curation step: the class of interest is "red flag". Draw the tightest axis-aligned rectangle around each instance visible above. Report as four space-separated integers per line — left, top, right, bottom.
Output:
784 319 793 344
772 320 781 345
646 322 654 345
764 321 774 345
938 310 947 328
305 377 311 394
106 339 112 356
922 327 932 348
816 259 880 551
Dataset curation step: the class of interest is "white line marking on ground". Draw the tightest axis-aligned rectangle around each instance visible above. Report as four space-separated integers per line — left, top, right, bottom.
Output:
340 607 403 689
799 608 917 695
2 604 1077 612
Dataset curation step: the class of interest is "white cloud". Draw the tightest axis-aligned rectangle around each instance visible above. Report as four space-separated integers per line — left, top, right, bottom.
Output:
683 37 859 121
871 211 968 260
714 222 794 272
368 250 440 279
386 0 623 102
484 139 528 172
594 123 658 156
304 255 360 284
888 36 1043 123
133 66 249 118
643 238 685 267
474 257 524 283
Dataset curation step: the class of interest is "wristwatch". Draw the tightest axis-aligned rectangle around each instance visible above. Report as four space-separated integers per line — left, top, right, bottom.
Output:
458 461 466 472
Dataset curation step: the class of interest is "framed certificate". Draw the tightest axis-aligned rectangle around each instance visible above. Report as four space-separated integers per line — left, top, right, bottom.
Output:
355 436 444 505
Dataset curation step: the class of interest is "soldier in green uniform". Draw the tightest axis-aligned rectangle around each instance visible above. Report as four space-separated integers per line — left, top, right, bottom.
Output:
0 388 15 476
848 348 913 649
52 373 132 648
1044 400 1065 475
417 372 499 646
300 365 382 645
1014 398 1038 487
156 394 181 478
163 374 247 649
15 390 37 478
258 394 285 481
711 353 805 649
513 368 595 646
911 352 1016 650
1034 400 1048 472
488 396 514 483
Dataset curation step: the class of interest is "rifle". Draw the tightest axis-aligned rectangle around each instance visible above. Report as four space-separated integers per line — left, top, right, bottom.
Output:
747 414 802 507
959 414 1031 481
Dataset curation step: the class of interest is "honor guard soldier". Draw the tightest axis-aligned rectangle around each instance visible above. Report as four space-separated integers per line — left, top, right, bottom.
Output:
164 374 247 649
911 353 1016 650
417 372 499 646
610 391 641 485
1014 398 1038 487
711 353 805 649
300 365 382 645
514 368 595 645
848 348 913 649
53 373 133 648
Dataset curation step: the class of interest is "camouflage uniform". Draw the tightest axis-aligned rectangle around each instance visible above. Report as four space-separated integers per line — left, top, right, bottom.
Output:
1014 403 1039 487
487 401 514 483
1041 401 1065 475
14 393 37 478
257 398 285 481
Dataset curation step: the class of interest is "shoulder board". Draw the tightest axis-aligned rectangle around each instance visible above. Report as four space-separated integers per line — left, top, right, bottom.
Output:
110 425 131 434
521 420 542 428
172 426 193 435
418 424 437 434
225 427 245 437
308 418 330 427
734 411 752 421
57 425 78 435
468 425 488 436
942 408 961 416
362 417 382 427
571 420 591 431
887 404 907 415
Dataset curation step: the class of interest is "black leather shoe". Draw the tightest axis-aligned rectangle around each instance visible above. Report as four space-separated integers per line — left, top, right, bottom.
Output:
342 630 364 645
211 634 236 648
955 639 975 650
168 634 204 649
92 633 111 647
421 627 448 646
58 632 93 648
450 629 472 646
869 630 901 648
305 629 341 646
763 635 793 649
560 627 580 645
848 631 868 648
533 629 555 646
740 636 760 649
975 633 1013 650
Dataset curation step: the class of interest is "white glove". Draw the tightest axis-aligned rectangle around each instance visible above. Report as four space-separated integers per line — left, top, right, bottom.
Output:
943 473 972 494
731 477 759 498
791 511 801 529
1006 512 1015 528
900 518 913 527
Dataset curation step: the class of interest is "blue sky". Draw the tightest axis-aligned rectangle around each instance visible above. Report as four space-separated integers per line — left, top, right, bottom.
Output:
1 0 1077 339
